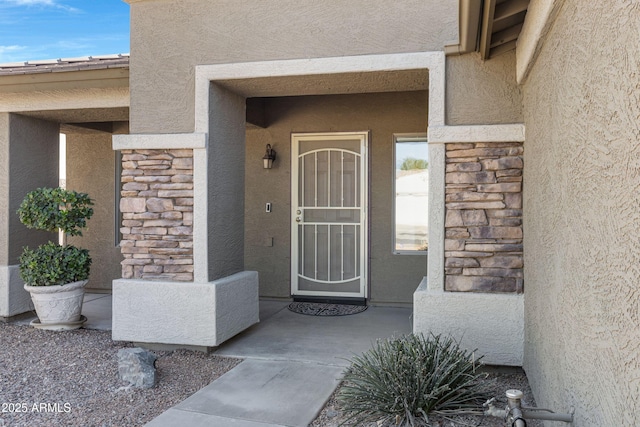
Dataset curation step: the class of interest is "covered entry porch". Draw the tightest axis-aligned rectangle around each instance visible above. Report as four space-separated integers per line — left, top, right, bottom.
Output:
112 52 438 348
113 51 525 366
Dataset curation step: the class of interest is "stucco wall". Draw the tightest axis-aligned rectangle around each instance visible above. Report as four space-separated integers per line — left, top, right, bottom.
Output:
207 84 246 281
128 0 456 134
446 51 523 125
0 114 59 265
66 131 122 291
245 91 427 304
522 1 640 425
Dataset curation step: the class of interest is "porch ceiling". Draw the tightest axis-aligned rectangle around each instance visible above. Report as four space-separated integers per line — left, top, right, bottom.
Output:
19 107 129 124
215 69 429 98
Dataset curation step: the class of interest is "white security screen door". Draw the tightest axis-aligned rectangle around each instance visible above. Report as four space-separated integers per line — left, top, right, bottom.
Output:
291 132 368 298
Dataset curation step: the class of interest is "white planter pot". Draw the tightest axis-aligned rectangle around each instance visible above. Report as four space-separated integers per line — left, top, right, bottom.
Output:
24 280 87 325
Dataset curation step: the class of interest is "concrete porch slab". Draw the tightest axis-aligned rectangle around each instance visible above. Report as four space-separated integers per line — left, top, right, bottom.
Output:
158 359 343 427
82 293 112 330
215 304 413 367
257 299 289 321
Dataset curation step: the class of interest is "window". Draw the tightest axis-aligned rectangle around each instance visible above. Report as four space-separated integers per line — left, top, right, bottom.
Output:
393 134 428 254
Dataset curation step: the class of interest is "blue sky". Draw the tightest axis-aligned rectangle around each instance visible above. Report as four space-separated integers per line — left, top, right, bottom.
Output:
0 0 129 63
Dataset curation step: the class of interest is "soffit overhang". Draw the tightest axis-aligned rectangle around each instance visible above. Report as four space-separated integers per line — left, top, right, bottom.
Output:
447 0 530 60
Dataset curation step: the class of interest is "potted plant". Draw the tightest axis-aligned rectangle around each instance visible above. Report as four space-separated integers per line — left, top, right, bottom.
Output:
18 187 94 329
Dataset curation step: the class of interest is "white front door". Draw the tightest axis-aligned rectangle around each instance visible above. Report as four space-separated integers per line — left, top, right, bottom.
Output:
291 132 368 299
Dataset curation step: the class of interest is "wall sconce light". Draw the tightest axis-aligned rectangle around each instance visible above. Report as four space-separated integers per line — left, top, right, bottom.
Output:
262 144 276 169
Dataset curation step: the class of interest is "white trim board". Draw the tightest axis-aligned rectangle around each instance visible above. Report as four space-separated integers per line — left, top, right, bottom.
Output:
428 124 525 144
112 133 207 150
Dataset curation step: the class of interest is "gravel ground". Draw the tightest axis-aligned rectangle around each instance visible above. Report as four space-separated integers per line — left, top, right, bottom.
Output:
311 369 543 427
1 322 542 427
0 323 241 427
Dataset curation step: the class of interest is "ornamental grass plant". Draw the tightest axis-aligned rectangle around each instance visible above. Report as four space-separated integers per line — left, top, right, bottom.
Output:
338 333 490 427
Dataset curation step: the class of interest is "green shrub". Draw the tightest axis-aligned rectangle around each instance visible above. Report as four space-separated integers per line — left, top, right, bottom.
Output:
19 242 91 287
338 333 490 426
400 157 429 171
17 187 94 287
18 187 94 237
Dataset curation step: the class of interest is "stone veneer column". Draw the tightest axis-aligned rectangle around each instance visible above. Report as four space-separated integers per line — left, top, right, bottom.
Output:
444 142 523 293
119 149 194 281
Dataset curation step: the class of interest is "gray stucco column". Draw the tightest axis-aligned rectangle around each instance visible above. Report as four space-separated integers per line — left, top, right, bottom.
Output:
0 113 60 317
206 84 246 281
111 83 258 348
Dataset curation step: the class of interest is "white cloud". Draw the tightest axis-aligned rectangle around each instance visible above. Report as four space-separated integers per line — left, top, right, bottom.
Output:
0 45 25 53
0 45 28 63
1 0 80 13
9 0 56 5
0 44 25 55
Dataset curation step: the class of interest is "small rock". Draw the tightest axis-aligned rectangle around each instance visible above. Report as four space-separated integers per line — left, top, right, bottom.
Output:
326 409 339 418
118 348 157 388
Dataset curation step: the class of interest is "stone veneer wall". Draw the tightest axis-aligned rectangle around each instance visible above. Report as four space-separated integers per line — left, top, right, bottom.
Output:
119 149 194 281
444 142 523 293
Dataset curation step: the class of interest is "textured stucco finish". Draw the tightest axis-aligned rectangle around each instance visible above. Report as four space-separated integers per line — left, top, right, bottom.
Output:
207 84 246 281
112 271 259 347
413 277 523 366
0 265 31 317
67 132 122 291
446 51 523 126
0 114 58 316
128 0 455 133
0 114 59 265
245 92 427 303
522 1 640 424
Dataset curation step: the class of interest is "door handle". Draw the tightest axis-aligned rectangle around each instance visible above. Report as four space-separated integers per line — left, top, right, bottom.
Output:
295 217 301 222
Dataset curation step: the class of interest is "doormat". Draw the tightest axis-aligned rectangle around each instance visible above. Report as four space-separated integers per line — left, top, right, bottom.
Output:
288 302 368 316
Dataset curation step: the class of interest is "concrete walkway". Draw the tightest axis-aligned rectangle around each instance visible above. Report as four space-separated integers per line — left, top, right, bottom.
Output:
146 300 413 427
18 294 412 426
